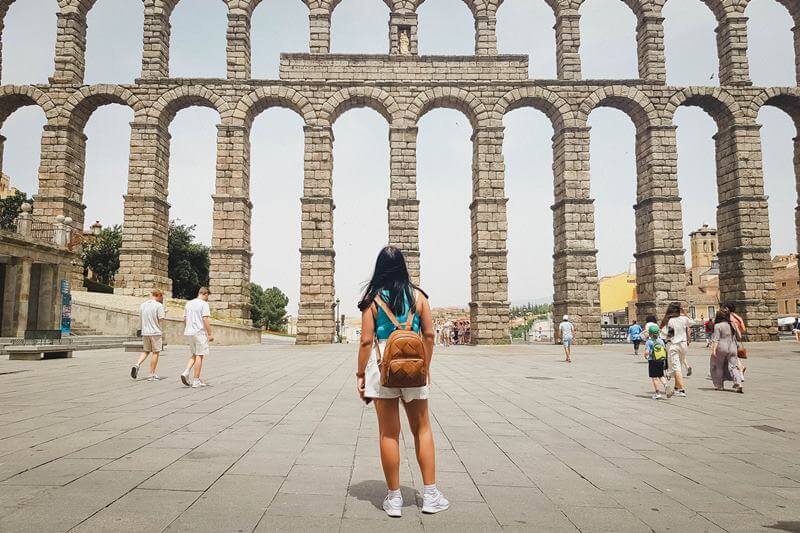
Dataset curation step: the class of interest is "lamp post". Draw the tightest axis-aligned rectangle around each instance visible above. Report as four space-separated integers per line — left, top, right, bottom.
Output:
335 298 341 342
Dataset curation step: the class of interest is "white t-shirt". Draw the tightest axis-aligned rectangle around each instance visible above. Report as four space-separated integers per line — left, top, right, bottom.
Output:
667 316 692 343
140 299 165 336
184 298 211 336
559 321 574 339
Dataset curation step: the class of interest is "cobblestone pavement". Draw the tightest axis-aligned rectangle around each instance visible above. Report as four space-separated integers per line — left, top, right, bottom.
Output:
1 341 798 532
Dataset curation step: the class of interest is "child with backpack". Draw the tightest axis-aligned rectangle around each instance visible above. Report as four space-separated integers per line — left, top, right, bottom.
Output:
644 324 670 399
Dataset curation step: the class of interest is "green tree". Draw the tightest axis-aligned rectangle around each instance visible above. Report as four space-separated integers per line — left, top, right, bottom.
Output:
82 225 122 286
0 190 32 231
168 221 210 300
250 283 289 331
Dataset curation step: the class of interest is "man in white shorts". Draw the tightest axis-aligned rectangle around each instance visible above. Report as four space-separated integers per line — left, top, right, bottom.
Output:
131 289 166 381
180 287 213 388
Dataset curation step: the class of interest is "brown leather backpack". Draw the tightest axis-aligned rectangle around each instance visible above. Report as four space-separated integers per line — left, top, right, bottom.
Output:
373 292 428 388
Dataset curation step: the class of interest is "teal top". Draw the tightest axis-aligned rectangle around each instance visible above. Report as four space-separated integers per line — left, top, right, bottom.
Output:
375 288 421 340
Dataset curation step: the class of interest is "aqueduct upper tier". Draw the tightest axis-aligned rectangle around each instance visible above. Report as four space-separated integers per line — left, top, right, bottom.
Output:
1 0 797 343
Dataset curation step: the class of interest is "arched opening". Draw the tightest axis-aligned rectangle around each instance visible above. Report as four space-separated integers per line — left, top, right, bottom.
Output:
663 0 718 86
503 107 554 339
758 105 796 257
169 0 227 78
746 0 795 86
330 0 389 54
579 0 637 79
0 105 46 198
82 105 134 233
332 108 390 317
251 0 309 79
167 107 219 246
84 0 144 84
417 0 474 55
674 106 718 321
496 0 556 78
1 0 57 84
250 108 304 318
587 107 637 324
417 109 472 311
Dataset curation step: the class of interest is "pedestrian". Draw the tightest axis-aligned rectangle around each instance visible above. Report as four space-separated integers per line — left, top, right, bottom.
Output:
793 317 800 342
641 314 658 341
704 317 714 347
355 246 449 517
710 309 744 393
661 302 691 397
558 314 575 363
644 324 668 399
723 303 747 379
180 287 214 388
131 288 166 381
627 320 643 357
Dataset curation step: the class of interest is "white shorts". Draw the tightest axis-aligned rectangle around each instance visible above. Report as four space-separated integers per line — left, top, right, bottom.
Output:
187 332 210 356
364 342 429 403
668 341 687 374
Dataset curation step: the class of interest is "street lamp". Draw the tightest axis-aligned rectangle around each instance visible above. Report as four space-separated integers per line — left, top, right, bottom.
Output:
335 298 341 342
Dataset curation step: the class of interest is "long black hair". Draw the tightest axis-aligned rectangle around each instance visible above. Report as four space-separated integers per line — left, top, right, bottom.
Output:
660 301 683 328
357 246 425 316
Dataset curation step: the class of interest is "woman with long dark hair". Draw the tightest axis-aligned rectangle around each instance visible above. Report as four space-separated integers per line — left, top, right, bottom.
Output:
355 246 449 517
710 308 744 392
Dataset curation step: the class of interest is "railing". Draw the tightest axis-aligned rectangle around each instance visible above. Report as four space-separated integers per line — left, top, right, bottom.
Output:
29 219 54 243
602 323 708 344
12 203 73 247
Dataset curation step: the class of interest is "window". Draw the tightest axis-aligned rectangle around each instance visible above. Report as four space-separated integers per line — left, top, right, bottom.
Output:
707 306 715 318
782 282 787 287
689 306 696 319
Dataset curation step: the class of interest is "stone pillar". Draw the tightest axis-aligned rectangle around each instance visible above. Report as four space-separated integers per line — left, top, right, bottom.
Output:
227 11 251 80
795 137 800 285
388 126 419 282
715 123 776 340
551 126 601 343
716 13 751 86
475 11 498 56
210 124 252 322
296 126 336 344
309 9 330 54
34 125 86 227
554 10 581 81
1 258 21 337
0 134 5 174
36 264 55 330
15 258 32 337
116 122 172 296
389 12 417 55
793 26 800 85
141 1 172 78
633 125 686 321
636 15 666 83
469 127 509 345
50 10 88 84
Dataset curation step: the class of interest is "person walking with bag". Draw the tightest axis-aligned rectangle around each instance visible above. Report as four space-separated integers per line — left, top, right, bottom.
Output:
355 246 449 518
710 309 744 393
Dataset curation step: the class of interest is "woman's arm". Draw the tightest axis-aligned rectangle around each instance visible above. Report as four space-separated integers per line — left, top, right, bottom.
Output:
710 324 720 357
417 293 435 367
356 307 375 400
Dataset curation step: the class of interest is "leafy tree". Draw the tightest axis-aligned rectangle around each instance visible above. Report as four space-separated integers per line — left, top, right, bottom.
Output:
0 190 32 230
82 225 122 286
250 283 289 331
168 221 210 300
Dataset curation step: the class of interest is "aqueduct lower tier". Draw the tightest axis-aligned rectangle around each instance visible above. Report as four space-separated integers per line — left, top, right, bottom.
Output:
2 52 797 343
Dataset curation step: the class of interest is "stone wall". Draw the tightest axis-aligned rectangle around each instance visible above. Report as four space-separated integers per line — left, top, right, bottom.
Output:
1 0 797 343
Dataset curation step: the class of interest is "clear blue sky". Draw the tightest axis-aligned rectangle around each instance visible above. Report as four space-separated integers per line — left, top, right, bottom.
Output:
1 0 796 315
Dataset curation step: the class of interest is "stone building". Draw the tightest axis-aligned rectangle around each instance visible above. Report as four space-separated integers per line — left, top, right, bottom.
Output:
772 254 800 317
0 0 795 343
0 171 17 199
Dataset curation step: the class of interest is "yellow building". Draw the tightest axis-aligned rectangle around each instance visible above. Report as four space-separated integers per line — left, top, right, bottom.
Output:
599 267 637 323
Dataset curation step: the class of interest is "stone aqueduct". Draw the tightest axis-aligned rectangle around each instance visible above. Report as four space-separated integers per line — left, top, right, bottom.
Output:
0 0 798 344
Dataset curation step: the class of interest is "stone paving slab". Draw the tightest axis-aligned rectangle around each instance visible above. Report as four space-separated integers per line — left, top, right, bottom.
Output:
0 341 799 532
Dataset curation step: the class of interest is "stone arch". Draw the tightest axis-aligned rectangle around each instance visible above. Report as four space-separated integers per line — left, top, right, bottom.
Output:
235 86 315 128
0 86 56 126
321 87 399 127
414 0 484 17
150 85 229 126
493 86 573 130
60 85 143 131
665 87 740 130
750 88 800 131
408 86 487 129
577 85 659 131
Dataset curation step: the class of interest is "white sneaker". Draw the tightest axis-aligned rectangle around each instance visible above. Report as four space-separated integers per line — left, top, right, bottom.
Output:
383 494 402 517
191 379 207 388
675 390 686 397
652 392 662 400
422 489 449 514
147 374 162 381
665 383 675 398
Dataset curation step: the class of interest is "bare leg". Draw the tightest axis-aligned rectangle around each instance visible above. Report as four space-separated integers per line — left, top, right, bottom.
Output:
651 378 660 393
403 399 436 486
136 352 149 367
674 371 685 390
193 355 204 380
184 355 196 374
149 352 160 375
374 399 401 491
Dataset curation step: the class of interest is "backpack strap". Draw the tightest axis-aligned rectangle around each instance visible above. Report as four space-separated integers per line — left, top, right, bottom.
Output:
373 295 402 329
403 289 419 331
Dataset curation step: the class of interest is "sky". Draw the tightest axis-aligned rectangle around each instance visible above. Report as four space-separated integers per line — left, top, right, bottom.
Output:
1 0 797 316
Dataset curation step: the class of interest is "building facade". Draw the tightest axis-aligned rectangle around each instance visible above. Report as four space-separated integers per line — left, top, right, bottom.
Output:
1 0 796 343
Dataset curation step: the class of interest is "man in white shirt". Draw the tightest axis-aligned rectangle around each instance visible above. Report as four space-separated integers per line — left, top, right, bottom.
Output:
131 289 166 381
180 287 214 388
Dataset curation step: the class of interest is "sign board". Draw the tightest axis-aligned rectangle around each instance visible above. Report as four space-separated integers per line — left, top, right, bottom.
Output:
60 279 71 335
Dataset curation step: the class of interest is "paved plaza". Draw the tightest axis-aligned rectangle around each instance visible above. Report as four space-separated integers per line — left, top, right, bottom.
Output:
0 340 798 532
